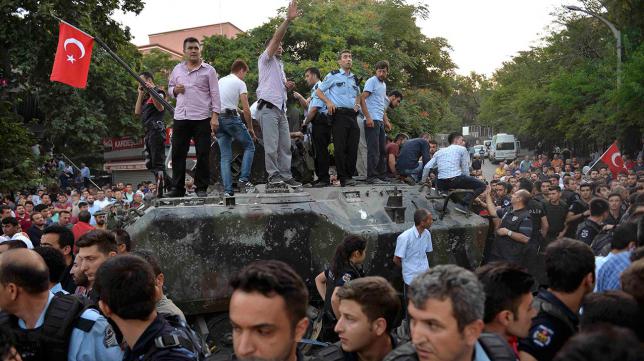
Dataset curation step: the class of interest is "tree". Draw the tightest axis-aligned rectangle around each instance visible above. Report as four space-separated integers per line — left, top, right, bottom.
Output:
478 0 643 155
200 0 457 137
1 0 145 168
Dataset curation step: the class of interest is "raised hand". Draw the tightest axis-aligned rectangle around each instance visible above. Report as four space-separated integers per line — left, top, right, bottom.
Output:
287 0 299 21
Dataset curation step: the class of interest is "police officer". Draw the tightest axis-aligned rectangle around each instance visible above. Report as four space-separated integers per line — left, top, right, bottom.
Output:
95 255 200 360
519 238 595 361
300 67 331 187
316 50 362 187
0 248 123 361
575 198 609 246
135 71 168 197
483 188 534 264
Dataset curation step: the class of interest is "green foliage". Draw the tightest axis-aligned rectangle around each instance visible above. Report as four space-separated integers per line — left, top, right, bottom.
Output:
200 0 457 137
1 0 145 166
478 0 643 155
0 101 43 192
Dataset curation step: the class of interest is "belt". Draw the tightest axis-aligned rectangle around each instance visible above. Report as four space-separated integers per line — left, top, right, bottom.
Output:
223 109 238 116
258 99 278 110
335 107 356 114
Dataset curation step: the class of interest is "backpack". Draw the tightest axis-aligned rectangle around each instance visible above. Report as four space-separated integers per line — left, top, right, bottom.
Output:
142 313 206 360
477 333 517 361
0 293 96 361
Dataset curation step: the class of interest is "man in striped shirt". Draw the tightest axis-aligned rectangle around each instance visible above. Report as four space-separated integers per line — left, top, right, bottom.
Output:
422 132 486 212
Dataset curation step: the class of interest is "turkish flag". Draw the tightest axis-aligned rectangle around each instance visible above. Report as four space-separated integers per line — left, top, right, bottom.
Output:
599 141 627 177
50 22 94 88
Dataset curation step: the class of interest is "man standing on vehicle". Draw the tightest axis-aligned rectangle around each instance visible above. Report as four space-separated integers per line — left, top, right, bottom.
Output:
167 37 221 198
217 59 256 196
316 50 362 187
256 0 302 188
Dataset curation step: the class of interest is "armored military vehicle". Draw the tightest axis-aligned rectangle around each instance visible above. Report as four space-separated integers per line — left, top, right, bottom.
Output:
124 183 489 353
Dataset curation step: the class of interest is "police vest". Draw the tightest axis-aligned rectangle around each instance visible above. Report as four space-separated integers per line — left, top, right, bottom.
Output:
490 208 532 263
138 314 204 361
532 296 576 335
0 294 96 361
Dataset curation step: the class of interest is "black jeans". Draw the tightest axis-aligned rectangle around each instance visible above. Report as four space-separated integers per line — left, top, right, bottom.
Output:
365 120 386 178
171 118 211 192
312 113 331 183
331 110 359 181
436 175 486 205
144 129 166 174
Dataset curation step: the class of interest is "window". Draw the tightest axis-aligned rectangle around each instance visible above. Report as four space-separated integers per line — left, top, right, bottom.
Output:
496 142 515 150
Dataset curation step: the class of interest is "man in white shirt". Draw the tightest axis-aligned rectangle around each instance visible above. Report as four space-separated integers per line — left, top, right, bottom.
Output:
93 189 112 210
1 217 34 248
422 132 486 213
216 59 256 197
393 209 433 291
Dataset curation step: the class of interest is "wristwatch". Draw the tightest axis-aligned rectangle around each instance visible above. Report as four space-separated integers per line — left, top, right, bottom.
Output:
508 230 513 237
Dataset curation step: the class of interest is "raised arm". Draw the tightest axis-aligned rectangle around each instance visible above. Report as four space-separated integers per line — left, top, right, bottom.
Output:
266 0 299 57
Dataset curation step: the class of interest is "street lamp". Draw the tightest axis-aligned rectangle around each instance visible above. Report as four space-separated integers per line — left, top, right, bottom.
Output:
564 5 622 87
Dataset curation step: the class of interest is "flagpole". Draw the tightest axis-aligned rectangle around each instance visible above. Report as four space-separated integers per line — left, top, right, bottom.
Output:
584 142 613 175
93 37 174 114
49 12 174 114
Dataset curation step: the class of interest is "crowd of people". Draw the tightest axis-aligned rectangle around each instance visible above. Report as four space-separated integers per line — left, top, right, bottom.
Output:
1 0 644 360
1 146 642 361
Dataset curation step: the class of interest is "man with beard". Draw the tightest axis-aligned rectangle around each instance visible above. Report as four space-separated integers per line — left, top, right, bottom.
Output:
317 49 362 187
93 210 108 231
26 212 46 246
256 0 302 188
317 277 400 361
229 260 312 361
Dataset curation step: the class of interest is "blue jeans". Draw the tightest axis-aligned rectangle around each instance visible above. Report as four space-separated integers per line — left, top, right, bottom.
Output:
217 116 255 193
398 162 424 182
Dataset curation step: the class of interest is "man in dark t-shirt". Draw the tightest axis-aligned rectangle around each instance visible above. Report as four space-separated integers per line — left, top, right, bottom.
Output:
135 72 168 195
395 134 431 183
386 133 408 177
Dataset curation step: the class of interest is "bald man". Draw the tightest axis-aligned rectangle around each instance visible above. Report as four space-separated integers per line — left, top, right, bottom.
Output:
484 188 534 264
0 249 123 361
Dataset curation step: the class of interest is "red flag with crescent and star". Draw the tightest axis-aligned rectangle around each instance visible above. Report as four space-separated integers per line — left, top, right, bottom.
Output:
599 141 627 177
50 22 94 88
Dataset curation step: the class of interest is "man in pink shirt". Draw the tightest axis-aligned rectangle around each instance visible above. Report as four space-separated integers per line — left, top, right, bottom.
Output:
167 37 221 198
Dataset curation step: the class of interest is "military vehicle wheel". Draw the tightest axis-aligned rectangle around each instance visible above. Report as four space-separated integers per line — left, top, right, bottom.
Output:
206 313 233 356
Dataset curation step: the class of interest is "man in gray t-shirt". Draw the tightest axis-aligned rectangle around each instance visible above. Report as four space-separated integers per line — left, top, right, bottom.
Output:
256 0 302 187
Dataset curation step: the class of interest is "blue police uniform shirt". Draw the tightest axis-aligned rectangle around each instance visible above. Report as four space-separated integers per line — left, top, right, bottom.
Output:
18 292 123 361
363 75 387 121
50 283 69 295
308 81 327 114
319 69 360 109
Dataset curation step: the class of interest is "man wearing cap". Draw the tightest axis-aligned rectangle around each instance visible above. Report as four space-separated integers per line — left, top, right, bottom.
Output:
93 210 108 231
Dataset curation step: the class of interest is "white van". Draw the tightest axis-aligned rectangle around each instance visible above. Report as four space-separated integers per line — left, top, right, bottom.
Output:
490 134 517 163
